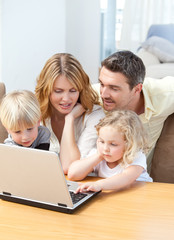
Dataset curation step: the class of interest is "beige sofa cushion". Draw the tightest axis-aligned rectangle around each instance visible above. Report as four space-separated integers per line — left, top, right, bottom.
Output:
0 82 8 143
141 36 174 63
137 48 160 67
146 63 174 79
137 49 174 78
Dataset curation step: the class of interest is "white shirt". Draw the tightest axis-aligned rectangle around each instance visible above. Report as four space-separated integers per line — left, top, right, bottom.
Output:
92 151 152 182
45 104 105 158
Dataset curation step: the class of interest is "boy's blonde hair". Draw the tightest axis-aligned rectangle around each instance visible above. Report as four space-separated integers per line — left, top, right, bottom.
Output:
96 110 149 167
0 90 41 131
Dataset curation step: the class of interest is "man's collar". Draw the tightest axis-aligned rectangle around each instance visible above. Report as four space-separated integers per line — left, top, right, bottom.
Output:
142 87 155 120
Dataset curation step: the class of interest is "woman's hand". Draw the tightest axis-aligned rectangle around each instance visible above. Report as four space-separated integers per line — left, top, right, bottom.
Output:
66 103 86 120
96 138 105 159
60 103 85 174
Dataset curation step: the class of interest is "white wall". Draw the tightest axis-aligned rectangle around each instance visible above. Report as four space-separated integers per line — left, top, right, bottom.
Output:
1 0 101 93
2 0 66 93
66 0 101 83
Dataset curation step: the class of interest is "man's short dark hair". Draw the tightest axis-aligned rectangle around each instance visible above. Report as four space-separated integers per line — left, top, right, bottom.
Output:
101 50 146 89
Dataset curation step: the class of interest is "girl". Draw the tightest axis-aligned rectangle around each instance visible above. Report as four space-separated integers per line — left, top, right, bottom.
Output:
35 53 105 174
68 110 152 192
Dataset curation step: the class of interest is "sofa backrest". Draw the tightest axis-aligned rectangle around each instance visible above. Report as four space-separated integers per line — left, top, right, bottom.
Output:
0 82 8 143
147 24 174 44
150 113 174 183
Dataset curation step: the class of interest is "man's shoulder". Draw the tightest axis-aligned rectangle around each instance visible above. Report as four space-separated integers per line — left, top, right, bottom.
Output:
144 76 174 87
142 76 174 119
84 104 105 123
143 76 174 95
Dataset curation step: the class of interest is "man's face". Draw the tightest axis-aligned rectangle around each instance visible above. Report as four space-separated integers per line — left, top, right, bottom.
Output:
99 66 138 111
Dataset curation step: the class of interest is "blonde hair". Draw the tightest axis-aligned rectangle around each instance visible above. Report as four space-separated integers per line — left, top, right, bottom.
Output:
96 110 148 167
0 90 41 131
35 53 100 125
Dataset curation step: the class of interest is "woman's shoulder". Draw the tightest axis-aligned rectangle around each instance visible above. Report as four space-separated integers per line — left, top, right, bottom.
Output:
87 104 105 116
84 104 105 122
92 104 103 111
43 117 51 126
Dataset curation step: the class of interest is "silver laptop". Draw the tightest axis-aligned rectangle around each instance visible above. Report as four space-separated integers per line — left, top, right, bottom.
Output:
0 144 100 214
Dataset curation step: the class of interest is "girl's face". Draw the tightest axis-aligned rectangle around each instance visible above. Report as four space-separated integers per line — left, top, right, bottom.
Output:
50 75 80 115
97 126 125 168
8 121 40 147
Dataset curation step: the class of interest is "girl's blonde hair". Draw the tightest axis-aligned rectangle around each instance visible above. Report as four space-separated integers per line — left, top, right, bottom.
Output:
96 110 149 167
0 90 41 131
35 53 100 125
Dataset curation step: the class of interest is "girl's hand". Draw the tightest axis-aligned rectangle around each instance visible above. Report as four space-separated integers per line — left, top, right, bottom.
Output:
66 103 86 120
75 181 102 193
96 139 105 159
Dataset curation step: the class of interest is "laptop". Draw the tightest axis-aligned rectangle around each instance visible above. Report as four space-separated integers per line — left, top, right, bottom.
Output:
0 144 100 214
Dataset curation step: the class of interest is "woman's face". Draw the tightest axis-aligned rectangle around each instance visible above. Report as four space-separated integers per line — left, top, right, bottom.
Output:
50 75 80 115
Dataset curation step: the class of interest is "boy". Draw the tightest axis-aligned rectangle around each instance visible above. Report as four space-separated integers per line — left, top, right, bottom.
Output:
0 90 50 150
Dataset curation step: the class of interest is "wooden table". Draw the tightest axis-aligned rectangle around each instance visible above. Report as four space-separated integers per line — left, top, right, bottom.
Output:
0 178 174 240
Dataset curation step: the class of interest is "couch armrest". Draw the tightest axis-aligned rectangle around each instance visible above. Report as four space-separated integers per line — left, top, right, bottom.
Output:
137 48 160 67
0 82 8 143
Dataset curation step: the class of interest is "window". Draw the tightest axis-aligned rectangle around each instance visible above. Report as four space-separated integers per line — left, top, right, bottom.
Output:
100 0 125 61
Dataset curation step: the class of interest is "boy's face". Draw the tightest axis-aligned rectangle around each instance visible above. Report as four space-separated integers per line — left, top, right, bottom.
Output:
7 121 40 147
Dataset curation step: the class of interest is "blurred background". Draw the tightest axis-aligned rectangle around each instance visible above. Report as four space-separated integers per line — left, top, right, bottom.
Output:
0 0 174 92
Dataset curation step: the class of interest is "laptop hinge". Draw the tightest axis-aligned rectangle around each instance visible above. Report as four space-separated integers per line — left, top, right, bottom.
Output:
3 191 11 196
58 203 67 207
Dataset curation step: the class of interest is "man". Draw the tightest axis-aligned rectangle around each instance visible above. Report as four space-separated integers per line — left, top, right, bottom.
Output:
98 50 174 173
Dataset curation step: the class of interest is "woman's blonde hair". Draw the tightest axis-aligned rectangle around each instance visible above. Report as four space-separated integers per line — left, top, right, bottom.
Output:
0 90 41 131
96 110 149 167
35 53 100 125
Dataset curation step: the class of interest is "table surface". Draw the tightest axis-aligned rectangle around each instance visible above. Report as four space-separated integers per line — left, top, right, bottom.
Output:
0 177 174 240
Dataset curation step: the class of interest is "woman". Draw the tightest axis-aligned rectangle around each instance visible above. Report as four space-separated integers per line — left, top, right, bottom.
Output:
35 53 105 174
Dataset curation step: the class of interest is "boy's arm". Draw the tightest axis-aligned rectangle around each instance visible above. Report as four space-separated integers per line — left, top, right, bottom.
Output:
76 165 144 192
68 152 103 181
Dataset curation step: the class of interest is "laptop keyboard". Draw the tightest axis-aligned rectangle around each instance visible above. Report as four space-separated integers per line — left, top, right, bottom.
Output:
70 191 87 204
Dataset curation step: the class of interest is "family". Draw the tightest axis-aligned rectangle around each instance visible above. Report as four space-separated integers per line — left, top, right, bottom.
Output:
1 50 174 192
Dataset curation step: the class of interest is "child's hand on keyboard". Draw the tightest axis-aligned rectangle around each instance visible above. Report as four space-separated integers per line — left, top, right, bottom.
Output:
75 181 102 193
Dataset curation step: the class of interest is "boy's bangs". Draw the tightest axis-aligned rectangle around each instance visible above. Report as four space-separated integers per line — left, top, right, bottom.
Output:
8 115 37 132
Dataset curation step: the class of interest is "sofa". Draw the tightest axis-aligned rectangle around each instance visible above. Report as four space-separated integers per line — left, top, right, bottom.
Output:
150 113 174 183
0 82 8 143
137 24 174 78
